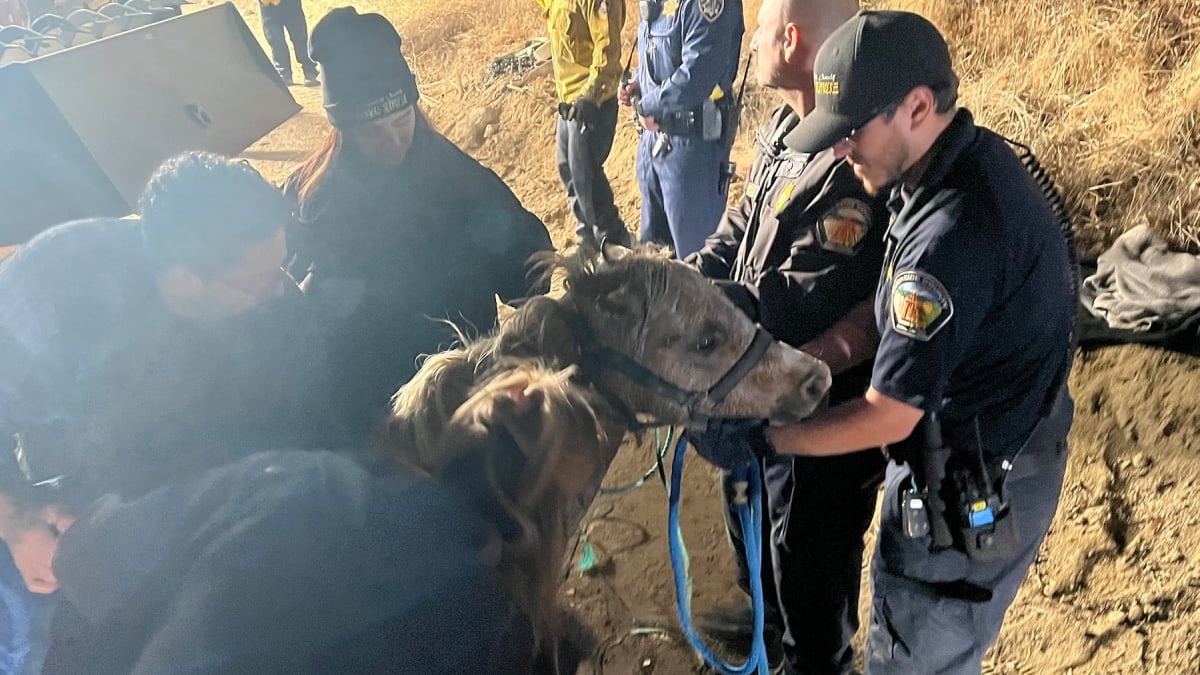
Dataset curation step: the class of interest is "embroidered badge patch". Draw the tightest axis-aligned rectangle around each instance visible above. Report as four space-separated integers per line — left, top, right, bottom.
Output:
662 0 679 17
890 270 953 341
698 0 724 22
816 198 872 255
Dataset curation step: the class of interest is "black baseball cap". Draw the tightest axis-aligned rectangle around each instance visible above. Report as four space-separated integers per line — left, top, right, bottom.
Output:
791 10 955 153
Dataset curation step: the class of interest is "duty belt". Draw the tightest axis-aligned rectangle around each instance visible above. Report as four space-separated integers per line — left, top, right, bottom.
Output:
657 102 723 140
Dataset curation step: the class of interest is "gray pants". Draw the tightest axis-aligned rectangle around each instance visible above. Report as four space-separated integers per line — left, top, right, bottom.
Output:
866 399 1072 673
261 0 317 81
555 98 630 248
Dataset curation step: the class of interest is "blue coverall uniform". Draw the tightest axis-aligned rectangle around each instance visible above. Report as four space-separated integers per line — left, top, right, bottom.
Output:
634 0 743 257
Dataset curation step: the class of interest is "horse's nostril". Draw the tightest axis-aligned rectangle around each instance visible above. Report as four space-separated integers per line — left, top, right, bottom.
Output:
806 368 832 401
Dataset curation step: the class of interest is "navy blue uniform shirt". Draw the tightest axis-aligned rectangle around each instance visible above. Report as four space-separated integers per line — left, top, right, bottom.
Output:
872 109 1075 457
636 0 744 120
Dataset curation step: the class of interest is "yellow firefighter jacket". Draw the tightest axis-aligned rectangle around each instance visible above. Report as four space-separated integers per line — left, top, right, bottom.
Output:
539 0 625 104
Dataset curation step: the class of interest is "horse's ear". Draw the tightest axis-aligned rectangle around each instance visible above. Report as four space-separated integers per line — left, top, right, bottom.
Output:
495 294 518 326
600 238 632 264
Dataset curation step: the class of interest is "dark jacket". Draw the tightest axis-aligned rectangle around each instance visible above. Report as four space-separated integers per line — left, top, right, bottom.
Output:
688 105 887 401
0 218 343 498
284 116 554 438
43 451 536 674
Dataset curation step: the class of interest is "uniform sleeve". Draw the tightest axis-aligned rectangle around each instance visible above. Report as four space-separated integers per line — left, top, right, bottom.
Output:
635 0 741 119
580 0 625 102
870 211 1002 410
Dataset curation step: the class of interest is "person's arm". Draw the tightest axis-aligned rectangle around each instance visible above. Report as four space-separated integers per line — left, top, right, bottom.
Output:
771 209 1003 457
766 385 922 456
800 299 879 376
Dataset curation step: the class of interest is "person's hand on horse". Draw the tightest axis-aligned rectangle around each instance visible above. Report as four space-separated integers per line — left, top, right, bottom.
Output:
686 417 775 471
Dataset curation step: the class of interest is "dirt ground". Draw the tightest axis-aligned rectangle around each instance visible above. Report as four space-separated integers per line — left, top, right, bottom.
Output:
214 0 1200 671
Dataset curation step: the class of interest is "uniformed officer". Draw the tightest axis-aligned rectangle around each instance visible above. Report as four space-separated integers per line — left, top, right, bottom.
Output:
691 11 1076 674
685 0 885 671
258 0 320 86
538 0 634 249
285 7 554 439
617 0 744 257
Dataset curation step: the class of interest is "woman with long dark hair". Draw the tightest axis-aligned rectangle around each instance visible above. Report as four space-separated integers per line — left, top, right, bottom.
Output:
285 7 554 439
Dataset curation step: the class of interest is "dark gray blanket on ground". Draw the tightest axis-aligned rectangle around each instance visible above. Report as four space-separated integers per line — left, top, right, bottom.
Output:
1081 225 1200 332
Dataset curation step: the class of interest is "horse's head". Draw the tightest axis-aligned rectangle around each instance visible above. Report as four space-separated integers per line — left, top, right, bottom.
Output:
559 243 831 427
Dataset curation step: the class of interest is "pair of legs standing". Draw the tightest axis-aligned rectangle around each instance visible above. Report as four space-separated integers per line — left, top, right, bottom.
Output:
261 0 318 85
555 99 632 250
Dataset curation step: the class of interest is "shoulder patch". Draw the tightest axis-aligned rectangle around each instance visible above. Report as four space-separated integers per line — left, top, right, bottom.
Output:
815 198 872 255
698 0 723 22
890 270 953 341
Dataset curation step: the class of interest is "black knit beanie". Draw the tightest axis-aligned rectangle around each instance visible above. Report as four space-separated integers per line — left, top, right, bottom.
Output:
309 7 420 128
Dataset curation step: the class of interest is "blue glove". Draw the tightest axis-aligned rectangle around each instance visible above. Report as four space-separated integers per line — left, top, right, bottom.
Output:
686 417 774 471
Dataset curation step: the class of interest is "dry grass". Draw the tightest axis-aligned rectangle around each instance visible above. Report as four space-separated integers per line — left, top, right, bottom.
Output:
879 0 1200 254
259 0 1200 255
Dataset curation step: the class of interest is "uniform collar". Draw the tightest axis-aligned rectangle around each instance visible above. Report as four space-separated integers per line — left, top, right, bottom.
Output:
886 107 977 241
779 107 812 156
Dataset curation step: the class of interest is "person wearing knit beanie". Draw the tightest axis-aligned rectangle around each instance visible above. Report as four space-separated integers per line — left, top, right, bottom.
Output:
283 7 553 446
309 6 421 129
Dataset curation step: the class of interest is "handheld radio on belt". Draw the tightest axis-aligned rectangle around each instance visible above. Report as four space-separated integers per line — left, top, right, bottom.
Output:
897 140 1077 563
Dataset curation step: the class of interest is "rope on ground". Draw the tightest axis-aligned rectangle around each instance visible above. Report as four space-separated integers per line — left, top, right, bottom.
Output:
598 427 673 495
668 433 770 675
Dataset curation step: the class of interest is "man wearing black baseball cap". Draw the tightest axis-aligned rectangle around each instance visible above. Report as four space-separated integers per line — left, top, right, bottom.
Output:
685 10 1079 673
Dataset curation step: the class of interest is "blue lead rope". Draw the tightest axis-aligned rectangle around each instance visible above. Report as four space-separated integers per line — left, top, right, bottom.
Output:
667 434 769 675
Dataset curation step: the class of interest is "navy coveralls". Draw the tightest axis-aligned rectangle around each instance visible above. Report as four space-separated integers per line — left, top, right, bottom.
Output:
690 106 887 674
635 0 743 257
866 109 1076 673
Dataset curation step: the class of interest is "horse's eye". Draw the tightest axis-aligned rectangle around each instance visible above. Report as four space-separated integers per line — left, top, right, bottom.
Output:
696 336 719 353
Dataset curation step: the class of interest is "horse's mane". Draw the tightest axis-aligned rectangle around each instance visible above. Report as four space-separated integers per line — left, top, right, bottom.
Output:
382 244 676 652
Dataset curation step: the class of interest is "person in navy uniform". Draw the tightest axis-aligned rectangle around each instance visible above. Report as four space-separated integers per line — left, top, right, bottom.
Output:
689 11 1077 674
685 0 885 671
617 0 744 257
